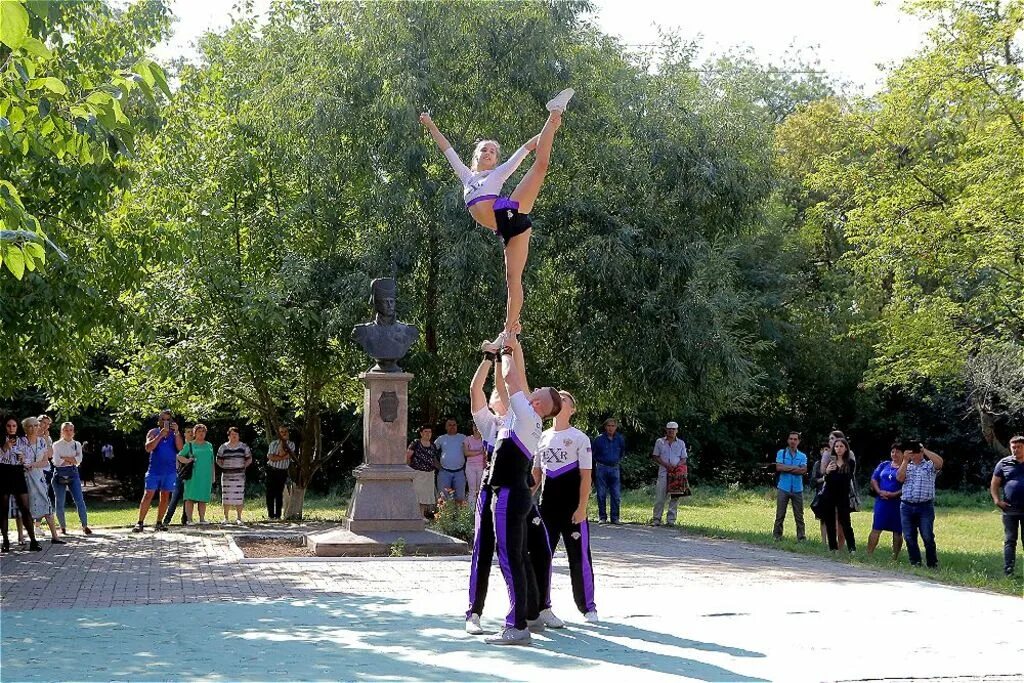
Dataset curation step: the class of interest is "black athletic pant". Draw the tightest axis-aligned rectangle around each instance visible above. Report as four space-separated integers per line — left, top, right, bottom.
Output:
822 495 856 551
467 488 548 621
536 499 597 614
492 484 537 630
266 468 288 519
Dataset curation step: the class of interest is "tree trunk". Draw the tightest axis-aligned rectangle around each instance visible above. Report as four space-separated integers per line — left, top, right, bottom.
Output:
976 400 1009 456
283 483 306 521
422 217 439 424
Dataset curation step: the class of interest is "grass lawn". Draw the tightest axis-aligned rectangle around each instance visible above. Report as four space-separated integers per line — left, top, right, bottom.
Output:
70 485 1021 595
610 485 1023 596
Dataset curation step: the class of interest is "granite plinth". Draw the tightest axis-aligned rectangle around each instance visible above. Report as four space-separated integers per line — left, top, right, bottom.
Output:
306 528 469 557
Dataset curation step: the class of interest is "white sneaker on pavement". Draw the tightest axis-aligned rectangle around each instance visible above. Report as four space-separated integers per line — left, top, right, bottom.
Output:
538 608 565 628
485 627 532 646
584 610 600 623
465 614 484 635
546 88 575 112
526 618 545 633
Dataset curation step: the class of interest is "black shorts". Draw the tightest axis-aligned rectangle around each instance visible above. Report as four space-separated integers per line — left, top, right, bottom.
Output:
493 198 532 247
0 463 28 496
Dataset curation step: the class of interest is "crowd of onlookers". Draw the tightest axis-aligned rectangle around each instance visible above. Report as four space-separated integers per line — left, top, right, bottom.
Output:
4 408 1023 577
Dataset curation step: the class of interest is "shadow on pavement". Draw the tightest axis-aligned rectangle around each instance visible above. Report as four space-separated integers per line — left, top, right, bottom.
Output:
1 595 765 682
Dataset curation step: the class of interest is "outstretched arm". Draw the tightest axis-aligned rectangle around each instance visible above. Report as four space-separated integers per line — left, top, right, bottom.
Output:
421 112 472 183
501 336 528 396
488 137 538 185
470 355 493 413
494 353 510 410
420 112 452 152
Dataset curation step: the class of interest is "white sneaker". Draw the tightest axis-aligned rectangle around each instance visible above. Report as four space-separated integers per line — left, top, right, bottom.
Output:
234 519 244 526
546 88 575 112
538 608 565 629
485 627 532 646
584 610 599 623
526 618 545 633
465 614 484 635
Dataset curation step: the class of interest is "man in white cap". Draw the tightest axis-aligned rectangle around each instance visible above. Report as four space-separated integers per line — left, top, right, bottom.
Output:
651 422 687 526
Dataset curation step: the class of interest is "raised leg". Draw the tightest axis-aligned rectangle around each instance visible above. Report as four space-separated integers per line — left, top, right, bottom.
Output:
509 111 562 214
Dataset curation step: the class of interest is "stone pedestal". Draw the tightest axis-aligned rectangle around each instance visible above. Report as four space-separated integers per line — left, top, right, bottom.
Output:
344 371 424 533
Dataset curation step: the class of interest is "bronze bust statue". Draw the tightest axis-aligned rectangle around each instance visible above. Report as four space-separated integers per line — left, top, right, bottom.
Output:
351 278 418 373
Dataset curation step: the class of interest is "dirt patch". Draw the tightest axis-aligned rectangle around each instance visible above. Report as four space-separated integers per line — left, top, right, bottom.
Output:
234 536 313 558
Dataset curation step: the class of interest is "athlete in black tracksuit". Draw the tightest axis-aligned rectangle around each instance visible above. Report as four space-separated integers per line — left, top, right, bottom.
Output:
464 350 552 633
531 396 598 617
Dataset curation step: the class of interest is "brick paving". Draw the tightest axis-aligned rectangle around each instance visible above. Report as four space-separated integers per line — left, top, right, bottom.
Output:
2 522 1023 682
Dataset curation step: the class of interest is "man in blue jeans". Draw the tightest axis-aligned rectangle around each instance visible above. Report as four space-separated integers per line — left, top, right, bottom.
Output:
990 435 1024 577
591 418 625 525
896 441 945 568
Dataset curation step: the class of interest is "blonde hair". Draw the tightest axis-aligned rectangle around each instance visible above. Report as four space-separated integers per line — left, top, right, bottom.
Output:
471 139 501 171
22 417 39 430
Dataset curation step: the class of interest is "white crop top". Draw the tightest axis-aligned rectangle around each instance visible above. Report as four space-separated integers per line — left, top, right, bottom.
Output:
444 145 532 207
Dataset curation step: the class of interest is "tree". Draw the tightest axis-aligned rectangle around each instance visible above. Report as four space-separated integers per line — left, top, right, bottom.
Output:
775 0 1024 449
0 0 171 402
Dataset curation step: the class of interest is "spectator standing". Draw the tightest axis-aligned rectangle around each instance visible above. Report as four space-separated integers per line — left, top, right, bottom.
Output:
134 410 184 533
650 422 687 527
773 431 807 541
896 441 944 568
818 437 856 552
265 425 295 520
592 418 625 525
812 436 848 550
163 427 193 527
464 425 487 507
1 417 39 552
990 435 1024 577
406 426 439 519
867 444 903 559
435 419 468 504
51 422 92 535
102 443 114 462
20 417 64 545
216 427 252 524
180 424 215 524
37 414 56 509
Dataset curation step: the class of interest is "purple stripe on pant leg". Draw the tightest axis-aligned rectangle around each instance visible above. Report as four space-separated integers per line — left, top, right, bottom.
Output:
537 506 554 610
493 488 516 629
580 520 597 612
466 486 487 619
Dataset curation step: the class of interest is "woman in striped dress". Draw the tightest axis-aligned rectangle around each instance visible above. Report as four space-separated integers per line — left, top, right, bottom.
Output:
216 427 252 524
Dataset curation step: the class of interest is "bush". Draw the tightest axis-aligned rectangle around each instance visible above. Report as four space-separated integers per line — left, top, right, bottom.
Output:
431 497 475 542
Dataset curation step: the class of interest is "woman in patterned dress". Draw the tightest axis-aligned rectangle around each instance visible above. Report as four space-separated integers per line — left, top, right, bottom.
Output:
216 427 252 524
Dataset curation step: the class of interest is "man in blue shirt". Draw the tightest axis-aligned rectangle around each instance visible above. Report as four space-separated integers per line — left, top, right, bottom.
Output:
773 431 808 541
434 419 468 504
991 435 1024 577
591 418 625 524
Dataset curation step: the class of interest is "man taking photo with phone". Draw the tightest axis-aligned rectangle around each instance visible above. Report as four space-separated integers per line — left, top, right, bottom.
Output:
133 410 184 533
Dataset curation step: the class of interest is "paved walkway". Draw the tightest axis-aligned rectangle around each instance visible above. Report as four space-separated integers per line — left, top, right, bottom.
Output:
1 523 1022 682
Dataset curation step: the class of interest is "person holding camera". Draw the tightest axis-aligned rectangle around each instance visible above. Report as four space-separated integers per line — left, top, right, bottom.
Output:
896 440 944 568
133 410 184 533
265 425 295 520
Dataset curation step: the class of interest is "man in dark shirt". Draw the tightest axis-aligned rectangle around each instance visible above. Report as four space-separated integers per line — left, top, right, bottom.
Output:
990 435 1024 577
591 419 625 525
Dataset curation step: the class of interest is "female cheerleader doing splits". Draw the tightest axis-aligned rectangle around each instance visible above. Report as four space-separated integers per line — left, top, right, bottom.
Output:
420 88 574 343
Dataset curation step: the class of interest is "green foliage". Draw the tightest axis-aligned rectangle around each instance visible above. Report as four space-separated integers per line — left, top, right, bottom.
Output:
0 0 172 405
431 498 475 543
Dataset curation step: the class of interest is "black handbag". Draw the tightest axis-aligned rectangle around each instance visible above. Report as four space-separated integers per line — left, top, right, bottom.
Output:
177 444 195 481
810 484 826 519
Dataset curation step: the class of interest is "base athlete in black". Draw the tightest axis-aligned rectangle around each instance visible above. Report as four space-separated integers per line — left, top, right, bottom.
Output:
532 391 598 620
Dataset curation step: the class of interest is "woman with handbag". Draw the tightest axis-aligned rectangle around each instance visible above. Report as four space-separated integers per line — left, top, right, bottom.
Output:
51 422 91 535
20 417 65 545
819 437 857 552
179 424 215 524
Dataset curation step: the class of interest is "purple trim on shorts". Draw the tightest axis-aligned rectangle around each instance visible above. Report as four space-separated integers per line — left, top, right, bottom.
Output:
494 197 520 211
580 520 597 612
535 505 554 610
466 486 488 619
545 461 580 478
467 194 499 208
494 488 516 628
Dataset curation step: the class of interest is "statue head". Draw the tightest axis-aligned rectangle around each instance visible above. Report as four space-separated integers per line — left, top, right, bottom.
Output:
370 278 397 322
